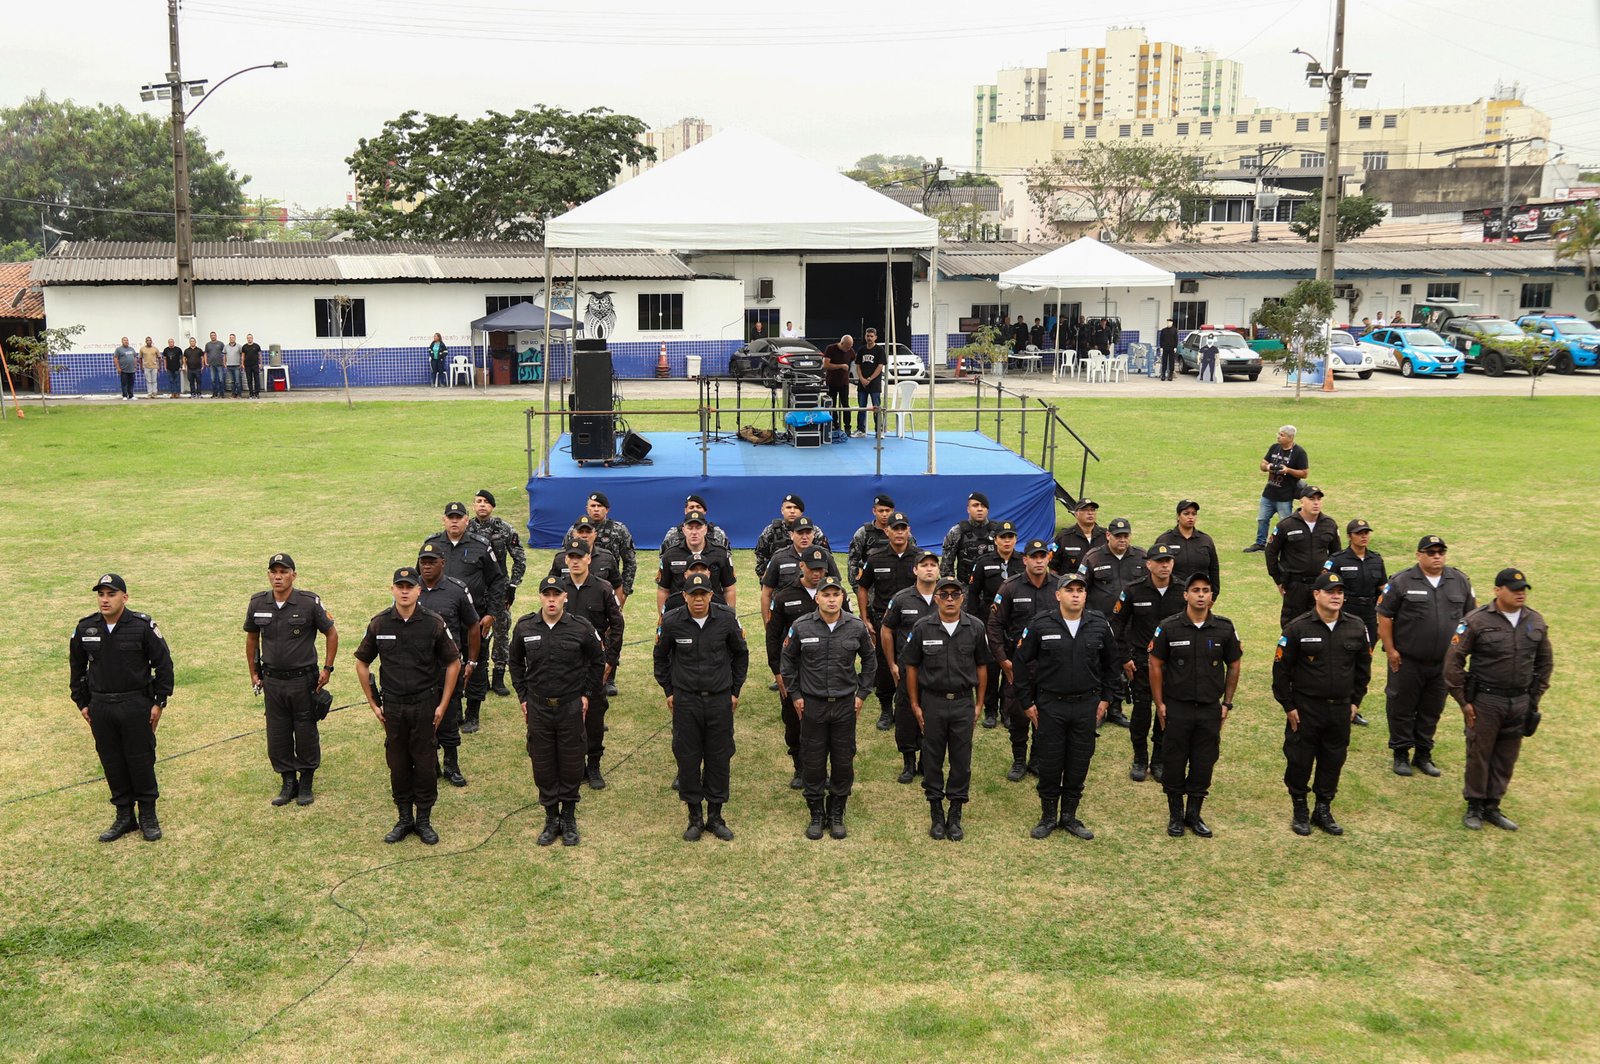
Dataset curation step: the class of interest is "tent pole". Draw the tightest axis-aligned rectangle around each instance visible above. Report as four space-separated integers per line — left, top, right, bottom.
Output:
541 243 554 477
927 244 938 475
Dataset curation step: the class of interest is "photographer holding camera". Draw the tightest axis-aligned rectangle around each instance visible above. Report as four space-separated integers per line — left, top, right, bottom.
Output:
1245 426 1308 554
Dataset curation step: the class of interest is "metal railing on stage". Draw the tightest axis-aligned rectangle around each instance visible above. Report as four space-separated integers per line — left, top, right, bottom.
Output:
524 375 1099 501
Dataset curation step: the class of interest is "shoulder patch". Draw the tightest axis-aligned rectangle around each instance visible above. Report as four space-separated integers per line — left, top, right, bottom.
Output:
1454 622 1468 634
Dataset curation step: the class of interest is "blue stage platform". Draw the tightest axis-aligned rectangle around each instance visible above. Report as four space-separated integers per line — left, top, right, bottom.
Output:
525 431 1057 550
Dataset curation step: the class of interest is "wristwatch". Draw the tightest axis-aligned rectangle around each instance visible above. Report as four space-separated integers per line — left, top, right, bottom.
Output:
1221 701 1234 710
321 664 335 673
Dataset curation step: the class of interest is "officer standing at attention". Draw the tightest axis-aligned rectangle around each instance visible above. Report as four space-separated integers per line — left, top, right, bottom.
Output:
847 494 918 604
1273 570 1372 837
766 549 840 788
416 542 480 789
1013 571 1123 840
987 540 1061 781
1265 485 1341 628
780 577 877 840
903 576 993 841
1444 567 1554 831
1111 544 1182 782
654 573 750 842
660 494 732 554
244 553 338 807
753 494 831 582
1148 572 1241 837
857 512 920 732
759 517 839 623
547 515 622 589
558 542 624 790
940 492 1001 583
965 520 1020 728
1079 517 1146 620
468 490 526 699
657 512 738 614
1152 499 1221 599
70 574 174 842
574 491 638 696
510 576 605 847
424 502 507 734
352 567 461 846
1051 498 1106 577
1323 518 1386 727
1376 535 1476 779
881 551 943 784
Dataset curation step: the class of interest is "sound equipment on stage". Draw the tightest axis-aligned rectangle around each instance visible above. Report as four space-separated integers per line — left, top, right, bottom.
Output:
620 431 653 461
571 413 615 461
575 338 609 352
573 346 613 412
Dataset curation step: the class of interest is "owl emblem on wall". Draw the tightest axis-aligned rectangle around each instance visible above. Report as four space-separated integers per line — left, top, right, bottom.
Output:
584 291 618 339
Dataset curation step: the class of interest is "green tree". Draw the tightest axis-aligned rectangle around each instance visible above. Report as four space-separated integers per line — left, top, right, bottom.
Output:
1026 143 1207 242
1552 203 1599 304
238 198 344 242
1288 194 1387 243
331 107 654 241
0 93 250 246
4 322 84 410
1 240 40 262
844 153 931 188
950 171 998 188
1250 279 1336 401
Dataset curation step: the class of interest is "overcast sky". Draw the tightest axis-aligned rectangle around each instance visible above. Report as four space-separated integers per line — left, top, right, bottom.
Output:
6 0 1598 210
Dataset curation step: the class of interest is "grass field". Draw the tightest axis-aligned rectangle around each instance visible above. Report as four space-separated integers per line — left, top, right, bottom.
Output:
0 394 1596 1064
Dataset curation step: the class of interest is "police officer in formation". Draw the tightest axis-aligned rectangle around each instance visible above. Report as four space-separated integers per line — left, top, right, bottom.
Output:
1265 485 1341 628
1148 572 1240 837
660 493 731 554
902 575 993 841
940 492 1001 583
654 572 750 841
558 542 625 789
1322 518 1386 726
468 490 527 698
657 511 737 613
1152 499 1221 599
1050 498 1105 577
548 514 623 589
965 520 1020 728
573 491 637 695
1445 567 1553 832
753 493 830 581
846 494 917 607
353 567 461 846
1272 570 1371 837
856 511 920 732
1079 517 1146 619
780 576 876 840
880 550 943 783
1111 543 1182 781
510 576 605 847
759 516 837 622
1377 535 1475 779
765 549 839 788
70 574 174 842
987 539 1060 781
1014 571 1123 840
416 541 480 789
425 502 507 734
244 553 338 807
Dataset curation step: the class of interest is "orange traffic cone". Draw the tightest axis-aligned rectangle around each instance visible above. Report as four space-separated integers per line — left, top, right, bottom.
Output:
655 341 670 379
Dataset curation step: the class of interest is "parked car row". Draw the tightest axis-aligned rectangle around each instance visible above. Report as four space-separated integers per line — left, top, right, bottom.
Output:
727 337 930 388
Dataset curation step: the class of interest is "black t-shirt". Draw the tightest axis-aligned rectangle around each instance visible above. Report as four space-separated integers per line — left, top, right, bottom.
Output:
1261 443 1308 503
241 342 263 364
856 343 885 386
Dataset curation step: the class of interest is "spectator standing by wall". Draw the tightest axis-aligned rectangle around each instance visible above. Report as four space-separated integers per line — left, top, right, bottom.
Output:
161 338 183 399
182 337 204 398
138 336 161 398
224 333 243 398
112 337 138 400
204 332 226 398
241 333 263 398
429 333 448 387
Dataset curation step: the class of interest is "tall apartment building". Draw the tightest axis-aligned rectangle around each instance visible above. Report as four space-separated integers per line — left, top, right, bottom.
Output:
616 117 715 183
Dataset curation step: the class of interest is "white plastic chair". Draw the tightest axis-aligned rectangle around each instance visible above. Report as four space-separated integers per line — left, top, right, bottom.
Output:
1053 349 1077 381
447 354 474 388
1107 355 1128 382
1084 350 1108 382
889 380 918 437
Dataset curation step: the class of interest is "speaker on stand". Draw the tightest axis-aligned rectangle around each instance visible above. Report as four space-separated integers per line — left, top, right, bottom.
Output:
571 342 615 462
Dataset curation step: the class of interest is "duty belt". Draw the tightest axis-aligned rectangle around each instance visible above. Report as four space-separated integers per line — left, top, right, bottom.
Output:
924 690 970 700
531 694 577 708
91 689 148 701
1475 682 1531 697
1046 689 1099 701
680 689 729 697
261 664 317 680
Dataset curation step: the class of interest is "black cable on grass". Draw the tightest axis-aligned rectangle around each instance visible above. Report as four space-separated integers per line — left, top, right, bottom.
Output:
232 715 672 1050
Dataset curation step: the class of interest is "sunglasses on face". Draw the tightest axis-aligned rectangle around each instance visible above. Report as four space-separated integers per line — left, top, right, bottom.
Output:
935 590 963 600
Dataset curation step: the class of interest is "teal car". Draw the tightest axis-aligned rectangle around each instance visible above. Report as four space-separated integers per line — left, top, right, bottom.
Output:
1515 314 1599 372
1357 326 1462 378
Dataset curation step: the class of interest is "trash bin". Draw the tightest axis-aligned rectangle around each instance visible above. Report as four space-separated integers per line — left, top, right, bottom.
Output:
686 354 702 378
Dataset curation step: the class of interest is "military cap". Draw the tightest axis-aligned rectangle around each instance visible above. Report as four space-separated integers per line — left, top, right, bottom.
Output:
1417 535 1447 552
563 541 591 557
587 491 610 508
1149 544 1179 562
935 576 965 592
802 547 831 569
683 573 714 594
573 514 596 530
1313 570 1345 591
1494 567 1531 590
1183 571 1214 589
1023 539 1053 556
817 576 845 593
968 491 990 507
92 573 128 593
686 494 707 509
685 557 712 571
474 489 496 507
792 516 816 531
443 501 468 517
888 512 911 528
1301 484 1325 498
874 493 895 508
267 552 297 571
1346 519 1372 535
538 575 565 593
682 511 707 526
995 520 1019 537
392 567 421 586
914 550 940 565
783 493 805 510
1074 497 1099 511
1059 571 1088 587
1106 518 1132 535
417 543 445 562
1176 499 1201 514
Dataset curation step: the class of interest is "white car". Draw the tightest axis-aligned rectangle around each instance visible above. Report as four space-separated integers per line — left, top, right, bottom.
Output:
1328 331 1378 379
880 342 928 382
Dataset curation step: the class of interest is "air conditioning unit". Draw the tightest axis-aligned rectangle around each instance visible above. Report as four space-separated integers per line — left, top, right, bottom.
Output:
1179 279 1199 294
756 277 775 301
1333 283 1356 299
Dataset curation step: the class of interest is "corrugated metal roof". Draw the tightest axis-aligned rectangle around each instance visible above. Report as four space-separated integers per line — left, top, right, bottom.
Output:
0 262 46 319
32 241 695 285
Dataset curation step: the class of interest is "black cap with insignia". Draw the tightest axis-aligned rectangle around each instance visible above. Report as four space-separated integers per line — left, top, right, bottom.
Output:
1313 570 1345 591
684 573 714 594
92 573 128 593
935 575 965 591
818 576 845 593
1347 519 1372 535
1107 518 1132 535
587 491 610 508
392 567 421 586
417 543 444 561
914 550 940 565
1060 571 1088 587
1024 539 1053 556
995 520 1018 537
888 512 911 528
1150 544 1179 562
783 493 805 510
1417 535 1447 552
802 548 831 569
539 575 565 593
443 501 468 517
683 511 707 526
574 514 596 529
564 541 591 557
1494 567 1531 590
267 552 296 571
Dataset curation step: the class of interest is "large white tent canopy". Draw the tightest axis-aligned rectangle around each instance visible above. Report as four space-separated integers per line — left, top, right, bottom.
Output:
997 236 1175 291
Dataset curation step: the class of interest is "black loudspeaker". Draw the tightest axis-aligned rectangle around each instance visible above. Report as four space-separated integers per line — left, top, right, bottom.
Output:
571 414 615 461
575 338 609 352
620 431 652 461
573 349 613 412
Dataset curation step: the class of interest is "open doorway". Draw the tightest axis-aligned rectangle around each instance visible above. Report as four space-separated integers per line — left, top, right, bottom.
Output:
805 261 912 345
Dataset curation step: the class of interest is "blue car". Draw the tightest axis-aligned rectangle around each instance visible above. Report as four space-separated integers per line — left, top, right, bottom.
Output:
1358 326 1463 378
1515 314 1600 372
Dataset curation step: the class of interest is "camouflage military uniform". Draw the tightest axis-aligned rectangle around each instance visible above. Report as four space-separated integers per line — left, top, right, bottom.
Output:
470 513 527 671
571 518 638 596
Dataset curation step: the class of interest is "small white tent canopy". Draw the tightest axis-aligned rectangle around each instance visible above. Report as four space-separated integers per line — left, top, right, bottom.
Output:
543 128 946 472
998 237 1176 350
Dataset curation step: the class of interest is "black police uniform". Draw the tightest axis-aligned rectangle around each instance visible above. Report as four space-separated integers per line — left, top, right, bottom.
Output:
986 570 1060 772
858 545 920 725
761 541 840 592
1050 523 1105 576
940 519 1001 582
653 600 750 818
766 580 839 781
353 605 459 821
1149 609 1242 827
965 544 1021 725
1273 605 1372 826
846 520 917 591
1079 543 1148 619
244 586 336 788
1266 511 1342 627
417 571 479 781
509 605 605 827
882 584 940 776
780 608 877 818
658 543 737 611
548 543 622 590
1377 563 1475 767
1014 607 1123 832
755 519 832 579
70 605 174 833
423 529 508 721
1323 546 1387 646
1111 575 1181 772
1151 525 1222 598
560 574 624 780
575 516 637 598
902 610 993 817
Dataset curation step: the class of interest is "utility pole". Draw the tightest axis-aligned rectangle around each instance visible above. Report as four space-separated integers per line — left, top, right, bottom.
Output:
1433 136 1544 242
167 0 195 334
1249 143 1293 242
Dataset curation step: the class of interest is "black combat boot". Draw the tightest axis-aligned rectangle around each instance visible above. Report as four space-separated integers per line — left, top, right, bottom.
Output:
1006 760 1027 783
683 802 705 842
1105 705 1131 728
1312 801 1343 836
897 752 918 784
98 806 139 842
706 803 734 841
1482 803 1518 831
1291 798 1312 836
271 772 298 806
384 802 415 843
1151 758 1165 783
296 769 315 806
944 800 965 842
585 756 606 790
1462 800 1485 831
875 704 894 731
928 799 946 840
1167 793 1186 837
1185 795 1212 838
805 799 827 840
413 804 440 845
1057 801 1094 840
1031 797 1059 839
537 806 560 846
829 795 849 839
1129 759 1148 782
788 754 804 790
981 708 998 729
1392 749 1413 777
462 700 482 734
559 801 580 846
137 800 163 841
1413 751 1442 777
490 667 510 697
442 749 467 788
670 774 680 791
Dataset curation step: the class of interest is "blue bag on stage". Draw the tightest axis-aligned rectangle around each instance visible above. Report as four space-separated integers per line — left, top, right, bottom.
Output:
784 410 832 427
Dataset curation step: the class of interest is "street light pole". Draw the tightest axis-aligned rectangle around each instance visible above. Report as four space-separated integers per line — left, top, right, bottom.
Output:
167 0 195 334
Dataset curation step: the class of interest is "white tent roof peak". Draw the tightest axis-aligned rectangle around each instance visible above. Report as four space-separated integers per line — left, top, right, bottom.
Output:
547 127 939 251
997 236 1175 291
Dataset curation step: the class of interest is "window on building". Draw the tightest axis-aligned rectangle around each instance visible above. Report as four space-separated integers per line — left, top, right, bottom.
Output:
1426 282 1461 301
1235 120 1249 134
313 297 366 338
638 293 684 331
1399 283 1412 295
1142 123 1154 137
1085 125 1097 139
1362 151 1390 170
1520 282 1553 309
1259 119 1273 133
1200 121 1213 135
1173 301 1208 331
970 303 1011 327
1119 124 1132 138
1300 151 1326 168
746 308 780 336
1296 118 1310 132
1383 114 1397 129
1320 117 1329 131
1062 124 1075 139
484 294 534 316
1357 115 1373 129
1176 121 1190 136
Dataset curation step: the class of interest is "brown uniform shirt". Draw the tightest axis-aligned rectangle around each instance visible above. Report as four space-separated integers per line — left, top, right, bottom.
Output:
1444 604 1553 703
